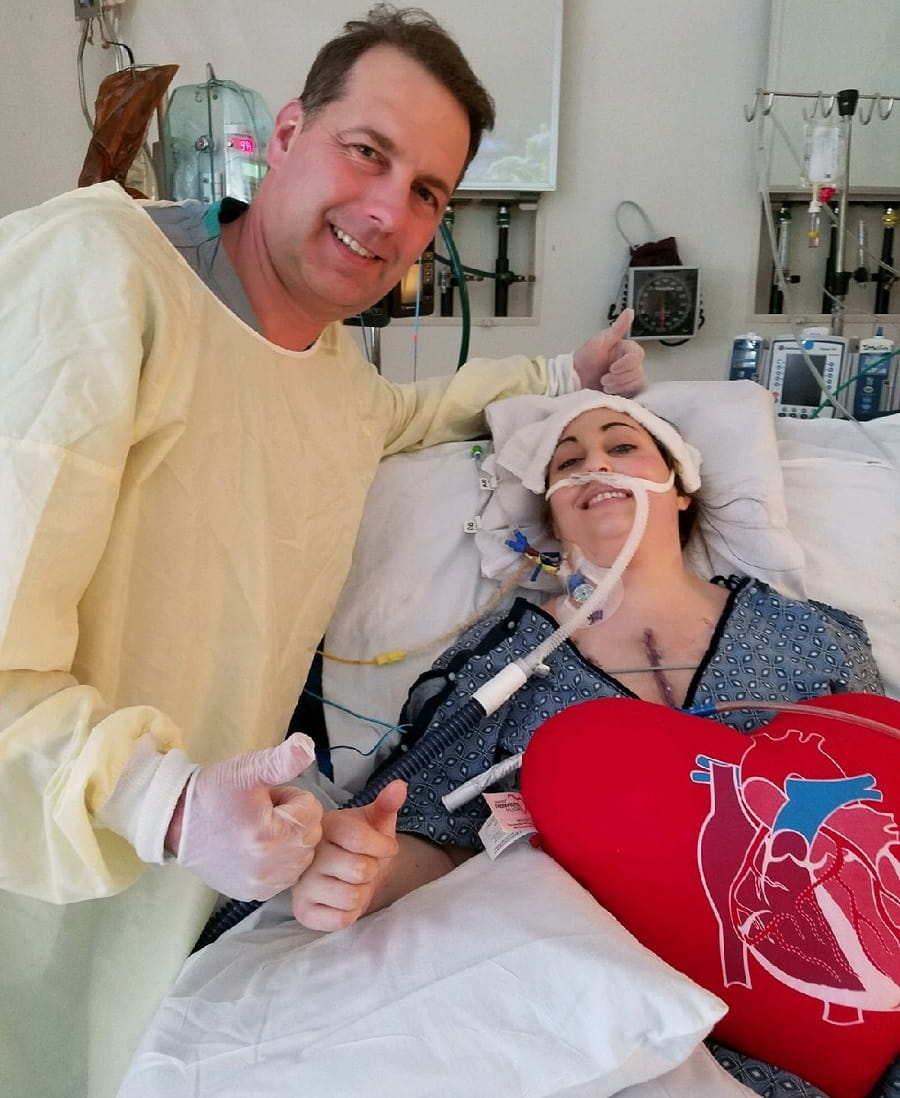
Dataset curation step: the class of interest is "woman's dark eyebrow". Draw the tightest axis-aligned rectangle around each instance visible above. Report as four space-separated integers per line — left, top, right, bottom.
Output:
552 421 639 453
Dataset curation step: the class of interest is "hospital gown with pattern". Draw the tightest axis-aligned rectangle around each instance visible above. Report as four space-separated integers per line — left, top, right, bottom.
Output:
389 576 884 849
385 575 892 1097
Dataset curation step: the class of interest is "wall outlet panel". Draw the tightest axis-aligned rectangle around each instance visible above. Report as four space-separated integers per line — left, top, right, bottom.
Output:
74 0 101 22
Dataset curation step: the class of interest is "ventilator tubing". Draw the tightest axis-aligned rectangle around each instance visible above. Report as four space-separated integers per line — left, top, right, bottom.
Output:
193 895 259 951
348 695 491 805
193 697 493 948
509 469 673 690
518 472 655 677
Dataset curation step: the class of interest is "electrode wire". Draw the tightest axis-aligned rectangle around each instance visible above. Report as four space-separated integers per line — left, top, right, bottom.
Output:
300 687 411 757
318 558 531 667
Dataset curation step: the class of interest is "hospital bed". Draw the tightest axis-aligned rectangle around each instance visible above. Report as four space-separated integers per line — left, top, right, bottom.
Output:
118 380 900 1098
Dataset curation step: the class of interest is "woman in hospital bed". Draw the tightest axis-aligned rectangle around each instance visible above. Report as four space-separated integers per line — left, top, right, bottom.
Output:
293 389 884 920
120 389 897 1098
288 389 895 1098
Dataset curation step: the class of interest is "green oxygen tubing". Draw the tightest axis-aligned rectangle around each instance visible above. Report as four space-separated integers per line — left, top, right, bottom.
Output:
439 216 471 369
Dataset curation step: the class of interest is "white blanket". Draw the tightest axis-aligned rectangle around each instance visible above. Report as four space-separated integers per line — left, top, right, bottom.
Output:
118 843 751 1098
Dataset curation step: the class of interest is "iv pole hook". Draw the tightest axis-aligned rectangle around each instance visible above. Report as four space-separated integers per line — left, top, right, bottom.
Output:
743 89 775 122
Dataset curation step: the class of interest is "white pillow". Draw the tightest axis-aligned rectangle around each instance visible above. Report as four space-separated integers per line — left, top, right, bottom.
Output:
321 441 503 792
118 843 726 1098
775 412 900 699
323 380 807 791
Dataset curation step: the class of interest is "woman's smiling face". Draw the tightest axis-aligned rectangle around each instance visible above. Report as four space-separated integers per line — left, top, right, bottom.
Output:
546 407 688 553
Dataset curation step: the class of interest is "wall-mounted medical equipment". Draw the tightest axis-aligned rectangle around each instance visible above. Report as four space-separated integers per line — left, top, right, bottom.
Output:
389 242 435 319
161 65 273 205
345 245 437 369
747 86 898 333
768 204 801 312
852 331 897 420
626 266 701 341
754 197 899 317
608 202 702 344
73 0 101 21
728 333 767 382
433 197 538 345
766 330 849 418
345 195 540 377
874 206 898 313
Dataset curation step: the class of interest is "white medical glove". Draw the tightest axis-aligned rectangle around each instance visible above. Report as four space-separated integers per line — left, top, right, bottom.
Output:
169 732 324 900
573 308 645 395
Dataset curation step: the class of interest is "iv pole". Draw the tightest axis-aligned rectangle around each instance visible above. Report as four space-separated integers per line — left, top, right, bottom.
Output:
830 89 859 335
745 87 897 335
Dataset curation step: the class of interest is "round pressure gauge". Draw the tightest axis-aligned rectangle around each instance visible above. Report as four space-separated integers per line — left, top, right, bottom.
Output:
626 266 701 340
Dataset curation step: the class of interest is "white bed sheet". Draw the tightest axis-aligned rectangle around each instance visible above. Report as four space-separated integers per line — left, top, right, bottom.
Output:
775 411 900 698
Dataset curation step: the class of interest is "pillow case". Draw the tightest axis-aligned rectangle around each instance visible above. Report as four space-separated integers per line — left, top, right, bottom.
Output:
321 441 503 792
775 412 900 700
118 842 726 1098
520 693 900 1098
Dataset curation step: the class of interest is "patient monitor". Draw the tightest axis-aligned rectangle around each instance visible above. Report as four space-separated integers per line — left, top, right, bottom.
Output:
766 332 849 418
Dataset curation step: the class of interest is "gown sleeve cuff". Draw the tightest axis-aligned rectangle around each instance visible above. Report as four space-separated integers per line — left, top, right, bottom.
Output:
545 353 580 396
95 735 198 865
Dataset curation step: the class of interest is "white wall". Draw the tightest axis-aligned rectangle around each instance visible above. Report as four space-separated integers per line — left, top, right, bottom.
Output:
3 1 774 384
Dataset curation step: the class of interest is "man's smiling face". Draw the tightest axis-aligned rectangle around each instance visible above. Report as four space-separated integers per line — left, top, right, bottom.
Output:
257 44 470 325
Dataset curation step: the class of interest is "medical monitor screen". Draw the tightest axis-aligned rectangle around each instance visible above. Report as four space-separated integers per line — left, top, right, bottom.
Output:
782 353 825 406
397 264 421 306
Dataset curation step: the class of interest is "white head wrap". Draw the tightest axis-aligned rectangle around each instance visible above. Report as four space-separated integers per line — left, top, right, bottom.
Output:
491 390 702 496
473 391 702 593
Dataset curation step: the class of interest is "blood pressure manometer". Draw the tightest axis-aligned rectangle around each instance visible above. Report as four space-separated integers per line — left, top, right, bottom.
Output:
766 332 849 418
626 266 701 340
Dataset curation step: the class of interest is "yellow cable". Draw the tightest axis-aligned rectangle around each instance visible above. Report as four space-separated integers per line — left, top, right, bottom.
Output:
318 560 533 667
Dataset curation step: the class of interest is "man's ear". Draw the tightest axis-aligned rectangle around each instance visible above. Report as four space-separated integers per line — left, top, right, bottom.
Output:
267 98 304 169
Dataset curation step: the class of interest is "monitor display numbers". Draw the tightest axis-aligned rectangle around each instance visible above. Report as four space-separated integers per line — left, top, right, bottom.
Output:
226 135 257 154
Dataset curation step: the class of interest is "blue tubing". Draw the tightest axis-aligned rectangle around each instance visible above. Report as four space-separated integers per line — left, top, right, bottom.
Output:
344 695 487 807
192 696 489 951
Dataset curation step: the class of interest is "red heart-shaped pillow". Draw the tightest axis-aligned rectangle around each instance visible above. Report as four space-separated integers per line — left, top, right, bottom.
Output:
520 693 900 1098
